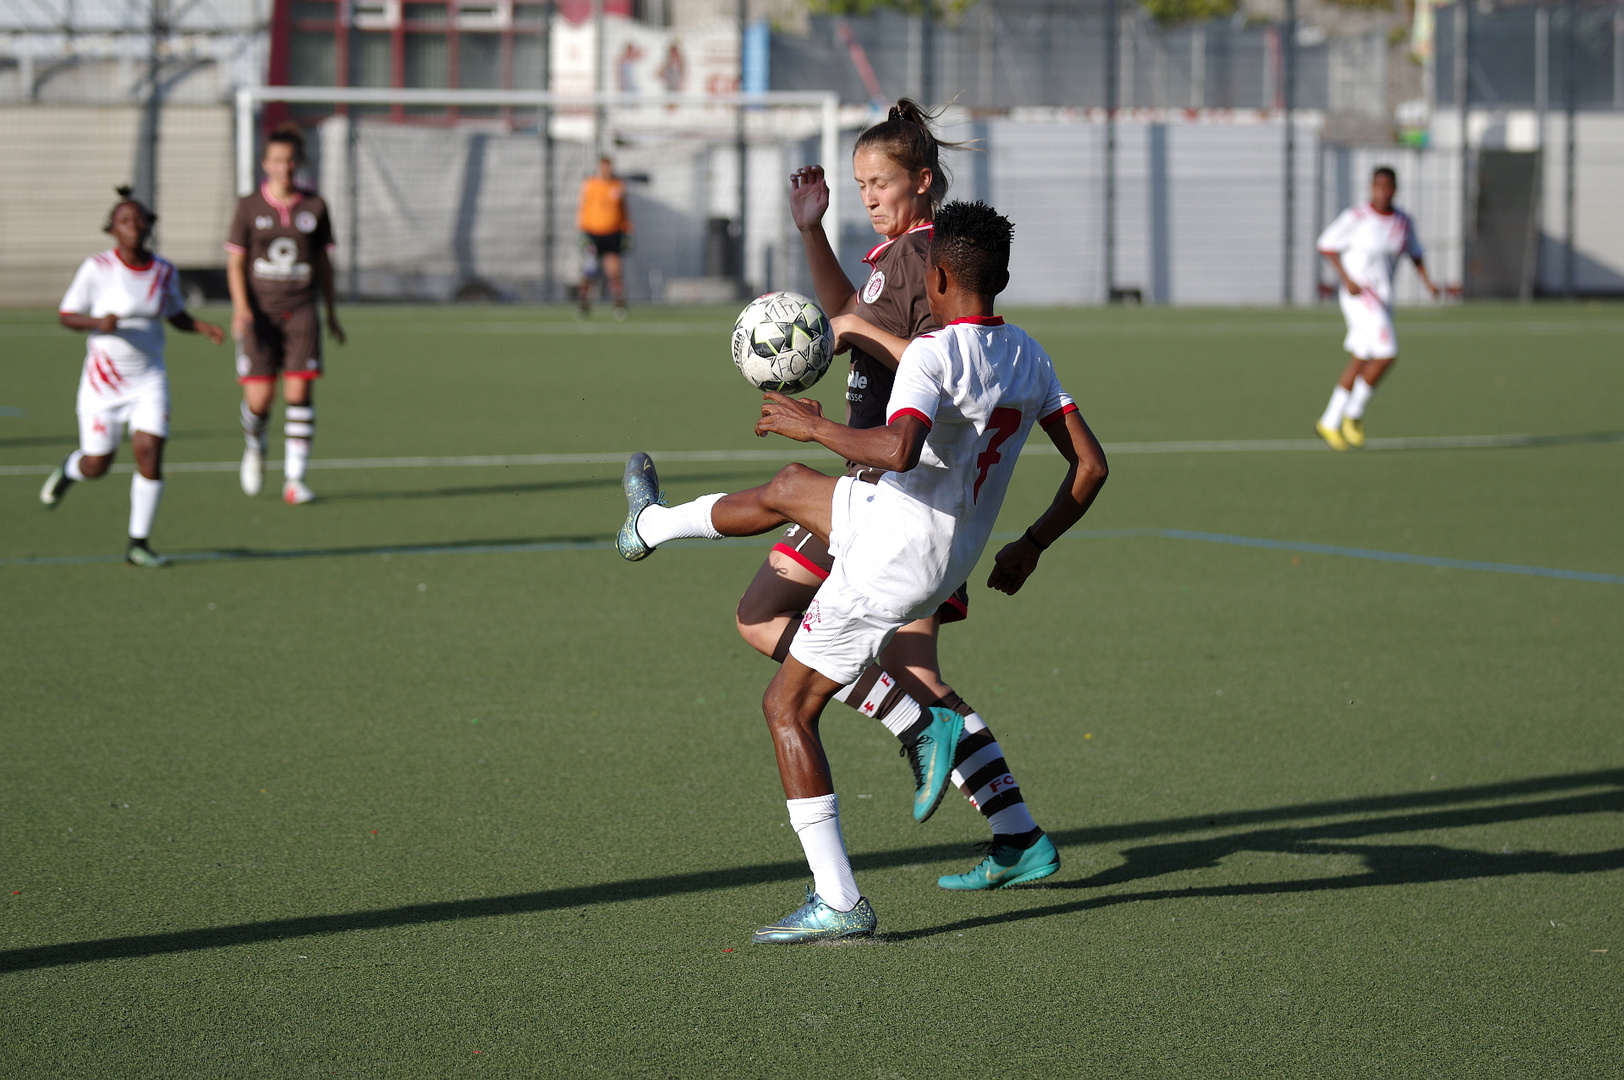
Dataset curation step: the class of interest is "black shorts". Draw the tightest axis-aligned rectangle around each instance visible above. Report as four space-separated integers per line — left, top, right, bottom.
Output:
771 479 970 627
236 306 322 383
585 232 623 257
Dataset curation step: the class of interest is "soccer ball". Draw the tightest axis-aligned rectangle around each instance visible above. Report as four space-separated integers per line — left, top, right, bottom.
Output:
730 291 833 394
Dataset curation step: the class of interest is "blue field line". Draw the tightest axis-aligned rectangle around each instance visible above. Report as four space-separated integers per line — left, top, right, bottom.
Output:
1145 529 1624 585
4 527 1621 584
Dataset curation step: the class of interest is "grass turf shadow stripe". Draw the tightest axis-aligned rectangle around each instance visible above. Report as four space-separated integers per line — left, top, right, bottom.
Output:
3 768 1617 972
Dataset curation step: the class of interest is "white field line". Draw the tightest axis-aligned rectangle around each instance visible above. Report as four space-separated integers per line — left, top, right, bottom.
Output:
2 431 1619 477
6 319 1624 339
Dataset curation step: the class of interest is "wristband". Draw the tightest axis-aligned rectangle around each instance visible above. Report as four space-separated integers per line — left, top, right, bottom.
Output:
1023 526 1049 552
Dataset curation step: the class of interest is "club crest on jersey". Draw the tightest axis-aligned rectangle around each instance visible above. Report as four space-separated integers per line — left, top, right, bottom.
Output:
254 215 274 230
801 601 822 632
294 210 318 234
861 269 885 304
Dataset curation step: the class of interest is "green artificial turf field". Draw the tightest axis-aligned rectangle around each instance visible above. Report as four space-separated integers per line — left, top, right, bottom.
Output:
2 303 1621 1078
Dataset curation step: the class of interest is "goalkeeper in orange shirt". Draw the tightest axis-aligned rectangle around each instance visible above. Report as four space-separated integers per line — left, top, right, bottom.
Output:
577 156 632 318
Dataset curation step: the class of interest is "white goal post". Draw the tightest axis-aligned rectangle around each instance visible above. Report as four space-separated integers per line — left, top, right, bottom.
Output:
234 86 843 302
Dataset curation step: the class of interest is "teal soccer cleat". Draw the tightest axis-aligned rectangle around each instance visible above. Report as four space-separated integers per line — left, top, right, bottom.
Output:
901 706 965 823
752 888 878 944
937 833 1061 890
617 452 666 561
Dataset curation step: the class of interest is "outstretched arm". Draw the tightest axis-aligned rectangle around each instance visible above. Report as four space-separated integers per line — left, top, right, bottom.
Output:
1413 256 1440 298
789 166 859 318
60 312 120 334
830 314 910 369
168 311 226 344
755 391 928 473
985 410 1109 596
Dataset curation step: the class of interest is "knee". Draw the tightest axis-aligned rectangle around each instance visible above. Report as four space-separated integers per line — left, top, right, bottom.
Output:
734 611 777 657
78 455 111 479
761 684 811 737
764 463 812 506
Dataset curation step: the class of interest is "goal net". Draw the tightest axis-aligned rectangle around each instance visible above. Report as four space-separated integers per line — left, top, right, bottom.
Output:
234 86 841 304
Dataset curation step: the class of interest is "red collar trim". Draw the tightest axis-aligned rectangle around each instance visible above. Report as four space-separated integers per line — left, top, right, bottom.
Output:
114 249 154 271
1366 202 1396 217
947 315 1004 326
864 221 934 265
262 182 305 227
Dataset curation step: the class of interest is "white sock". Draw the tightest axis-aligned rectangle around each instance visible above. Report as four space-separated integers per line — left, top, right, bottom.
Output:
284 405 314 482
832 670 923 737
1320 385 1350 430
785 794 861 911
241 401 269 452
1345 377 1374 420
635 492 725 548
64 450 87 482
129 475 163 540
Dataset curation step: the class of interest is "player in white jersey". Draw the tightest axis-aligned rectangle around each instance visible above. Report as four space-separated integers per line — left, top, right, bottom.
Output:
40 187 225 566
616 202 1109 943
1314 166 1439 450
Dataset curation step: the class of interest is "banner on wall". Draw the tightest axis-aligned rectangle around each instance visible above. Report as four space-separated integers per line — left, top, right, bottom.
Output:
550 16 740 100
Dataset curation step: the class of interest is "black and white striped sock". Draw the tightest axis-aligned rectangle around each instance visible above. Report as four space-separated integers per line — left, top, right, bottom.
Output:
284 405 315 482
940 695 1041 846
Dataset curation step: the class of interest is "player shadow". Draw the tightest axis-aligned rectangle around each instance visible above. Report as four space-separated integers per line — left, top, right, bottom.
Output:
1 767 1617 971
162 534 616 564
881 781 1624 941
0 429 228 450
311 469 763 504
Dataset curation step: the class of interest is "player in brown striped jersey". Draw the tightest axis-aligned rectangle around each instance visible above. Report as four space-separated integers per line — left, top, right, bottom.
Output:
225 123 345 504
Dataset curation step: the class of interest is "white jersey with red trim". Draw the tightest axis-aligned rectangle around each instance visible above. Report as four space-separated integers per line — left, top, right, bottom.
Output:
834 316 1075 620
1315 203 1423 307
59 251 185 380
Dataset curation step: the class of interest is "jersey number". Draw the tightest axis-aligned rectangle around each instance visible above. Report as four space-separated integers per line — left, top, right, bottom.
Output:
973 408 1023 502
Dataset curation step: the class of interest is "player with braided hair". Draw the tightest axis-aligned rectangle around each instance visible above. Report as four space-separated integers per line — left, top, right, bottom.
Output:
42 187 226 565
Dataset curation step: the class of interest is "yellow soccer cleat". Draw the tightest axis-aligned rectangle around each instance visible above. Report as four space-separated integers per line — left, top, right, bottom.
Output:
1315 420 1348 451
1340 415 1365 449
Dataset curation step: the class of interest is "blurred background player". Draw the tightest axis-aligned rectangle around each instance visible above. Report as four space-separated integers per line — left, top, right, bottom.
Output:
577 156 632 319
733 100 1058 889
226 123 345 504
1314 166 1438 450
41 187 225 566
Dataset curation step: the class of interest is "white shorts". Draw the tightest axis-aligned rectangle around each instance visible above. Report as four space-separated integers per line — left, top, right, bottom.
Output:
77 363 169 455
789 475 910 685
1340 290 1397 361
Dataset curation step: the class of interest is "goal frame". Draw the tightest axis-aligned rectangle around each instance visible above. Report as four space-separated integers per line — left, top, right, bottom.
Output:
233 85 844 261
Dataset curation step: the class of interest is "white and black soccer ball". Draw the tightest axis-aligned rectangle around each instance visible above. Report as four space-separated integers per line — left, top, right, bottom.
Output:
730 291 833 394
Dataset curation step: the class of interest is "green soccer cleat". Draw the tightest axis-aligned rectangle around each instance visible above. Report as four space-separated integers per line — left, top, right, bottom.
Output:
40 457 74 507
751 888 877 944
125 540 169 569
617 452 666 562
937 833 1061 891
901 706 965 823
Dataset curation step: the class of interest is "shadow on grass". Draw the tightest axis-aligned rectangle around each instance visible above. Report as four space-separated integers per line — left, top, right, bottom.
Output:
3 768 1619 969
0 429 230 451
312 469 763 504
